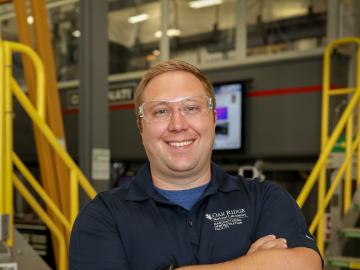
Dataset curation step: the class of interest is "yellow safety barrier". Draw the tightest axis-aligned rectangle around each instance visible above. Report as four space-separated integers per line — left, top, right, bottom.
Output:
12 153 71 232
296 37 360 255
309 134 359 233
6 41 46 119
10 77 97 200
0 40 5 226
3 41 14 247
12 174 67 270
0 40 97 270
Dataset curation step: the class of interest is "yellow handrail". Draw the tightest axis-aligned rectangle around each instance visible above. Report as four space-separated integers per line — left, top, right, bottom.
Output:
12 174 67 270
296 86 360 206
296 37 360 255
6 41 46 119
12 152 71 232
309 134 360 233
70 170 79 226
10 77 97 199
0 40 5 222
0 40 98 270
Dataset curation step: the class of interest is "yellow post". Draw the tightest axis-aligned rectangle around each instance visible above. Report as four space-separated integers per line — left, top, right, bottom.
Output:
12 174 67 270
344 114 353 214
70 170 79 226
316 40 333 255
3 42 13 247
309 134 359 233
0 40 5 217
357 49 360 188
358 100 360 188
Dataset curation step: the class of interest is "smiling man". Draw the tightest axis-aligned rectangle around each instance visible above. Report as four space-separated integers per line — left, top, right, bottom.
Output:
69 60 322 270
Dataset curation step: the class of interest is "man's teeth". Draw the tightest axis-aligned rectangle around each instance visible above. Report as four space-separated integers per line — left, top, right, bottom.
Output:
169 140 193 147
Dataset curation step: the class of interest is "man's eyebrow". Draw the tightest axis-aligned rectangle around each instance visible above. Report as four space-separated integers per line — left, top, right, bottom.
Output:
147 100 169 106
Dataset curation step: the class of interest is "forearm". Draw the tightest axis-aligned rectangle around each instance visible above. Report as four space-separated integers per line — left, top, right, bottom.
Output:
178 247 322 270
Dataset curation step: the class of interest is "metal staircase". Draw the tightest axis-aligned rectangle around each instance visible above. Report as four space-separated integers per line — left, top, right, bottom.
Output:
296 37 360 269
0 40 97 269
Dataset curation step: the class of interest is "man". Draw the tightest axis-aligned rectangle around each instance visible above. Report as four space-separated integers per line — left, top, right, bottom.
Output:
69 60 322 270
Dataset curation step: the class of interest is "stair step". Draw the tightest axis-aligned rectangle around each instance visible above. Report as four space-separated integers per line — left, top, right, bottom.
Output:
342 228 360 238
327 256 360 269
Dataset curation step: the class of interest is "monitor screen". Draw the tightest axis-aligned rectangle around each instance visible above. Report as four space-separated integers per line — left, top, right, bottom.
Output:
213 82 243 150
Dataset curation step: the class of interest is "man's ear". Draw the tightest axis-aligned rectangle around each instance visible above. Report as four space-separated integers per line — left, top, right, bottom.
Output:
213 109 217 124
137 118 143 133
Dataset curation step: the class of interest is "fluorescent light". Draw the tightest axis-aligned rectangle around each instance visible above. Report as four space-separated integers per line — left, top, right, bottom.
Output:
155 29 181 38
27 16 34 25
128 13 149 24
72 30 81 38
167 29 181 37
189 0 223 9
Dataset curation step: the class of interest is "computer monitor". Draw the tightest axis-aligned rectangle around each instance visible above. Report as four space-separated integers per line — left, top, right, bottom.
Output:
213 82 243 150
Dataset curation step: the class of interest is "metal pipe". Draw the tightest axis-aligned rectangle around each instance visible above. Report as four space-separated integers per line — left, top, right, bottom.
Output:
329 88 355 96
160 0 169 61
12 153 71 232
0 40 5 215
70 170 79 226
3 41 13 247
7 41 46 119
12 174 67 270
357 49 360 188
297 38 360 207
310 135 360 233
10 78 97 199
344 114 353 214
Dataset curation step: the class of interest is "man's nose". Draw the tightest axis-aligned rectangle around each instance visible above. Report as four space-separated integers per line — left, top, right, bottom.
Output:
168 109 189 131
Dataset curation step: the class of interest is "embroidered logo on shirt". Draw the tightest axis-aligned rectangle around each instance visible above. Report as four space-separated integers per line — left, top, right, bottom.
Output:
205 209 248 231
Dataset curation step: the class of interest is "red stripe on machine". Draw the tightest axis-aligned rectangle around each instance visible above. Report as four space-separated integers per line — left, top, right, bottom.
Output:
246 85 322 97
63 85 342 115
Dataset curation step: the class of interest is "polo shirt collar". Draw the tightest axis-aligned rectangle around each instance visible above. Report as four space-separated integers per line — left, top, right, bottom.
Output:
125 161 241 202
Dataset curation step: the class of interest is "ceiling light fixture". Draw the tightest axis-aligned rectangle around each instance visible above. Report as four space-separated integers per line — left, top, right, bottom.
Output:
155 29 181 38
27 16 34 25
189 0 223 9
72 30 81 38
128 13 149 24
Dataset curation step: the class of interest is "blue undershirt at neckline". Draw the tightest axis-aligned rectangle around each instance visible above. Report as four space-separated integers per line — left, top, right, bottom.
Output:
154 182 209 210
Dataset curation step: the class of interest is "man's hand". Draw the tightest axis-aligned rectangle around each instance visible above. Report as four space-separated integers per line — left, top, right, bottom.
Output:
246 235 287 255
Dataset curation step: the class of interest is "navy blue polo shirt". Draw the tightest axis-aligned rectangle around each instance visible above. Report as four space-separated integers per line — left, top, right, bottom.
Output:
69 162 319 270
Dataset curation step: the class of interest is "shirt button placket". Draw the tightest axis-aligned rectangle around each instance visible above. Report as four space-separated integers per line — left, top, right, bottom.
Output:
188 220 193 227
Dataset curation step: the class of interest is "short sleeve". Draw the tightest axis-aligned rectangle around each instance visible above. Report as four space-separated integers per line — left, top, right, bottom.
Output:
69 195 130 270
254 182 320 253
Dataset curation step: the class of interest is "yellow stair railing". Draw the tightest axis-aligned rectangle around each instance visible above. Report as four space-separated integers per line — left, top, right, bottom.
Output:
297 37 360 255
0 40 97 270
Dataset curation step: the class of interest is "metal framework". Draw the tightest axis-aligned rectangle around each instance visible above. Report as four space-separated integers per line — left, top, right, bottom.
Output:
0 40 97 270
296 37 360 255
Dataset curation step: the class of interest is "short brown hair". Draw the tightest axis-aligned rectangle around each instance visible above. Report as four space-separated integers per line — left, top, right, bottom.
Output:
134 60 215 118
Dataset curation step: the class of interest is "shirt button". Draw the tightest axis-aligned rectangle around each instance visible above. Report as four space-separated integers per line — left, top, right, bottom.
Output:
188 220 193 227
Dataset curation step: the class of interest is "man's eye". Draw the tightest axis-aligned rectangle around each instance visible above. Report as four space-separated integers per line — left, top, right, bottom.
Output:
153 108 168 117
184 105 200 113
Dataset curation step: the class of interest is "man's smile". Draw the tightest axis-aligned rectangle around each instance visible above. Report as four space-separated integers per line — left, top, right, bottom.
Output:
166 139 195 148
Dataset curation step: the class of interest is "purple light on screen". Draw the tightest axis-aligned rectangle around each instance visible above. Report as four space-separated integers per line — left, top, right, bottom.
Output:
216 107 228 120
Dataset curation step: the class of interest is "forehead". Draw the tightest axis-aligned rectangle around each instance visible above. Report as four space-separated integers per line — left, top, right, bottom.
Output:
142 71 207 102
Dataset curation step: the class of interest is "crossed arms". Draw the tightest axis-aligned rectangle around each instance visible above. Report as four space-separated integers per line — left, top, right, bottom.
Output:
179 235 322 270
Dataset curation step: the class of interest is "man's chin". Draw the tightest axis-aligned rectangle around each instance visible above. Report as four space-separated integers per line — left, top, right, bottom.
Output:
165 160 197 174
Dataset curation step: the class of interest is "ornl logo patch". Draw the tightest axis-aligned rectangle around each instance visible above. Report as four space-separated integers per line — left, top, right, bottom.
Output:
205 209 248 231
